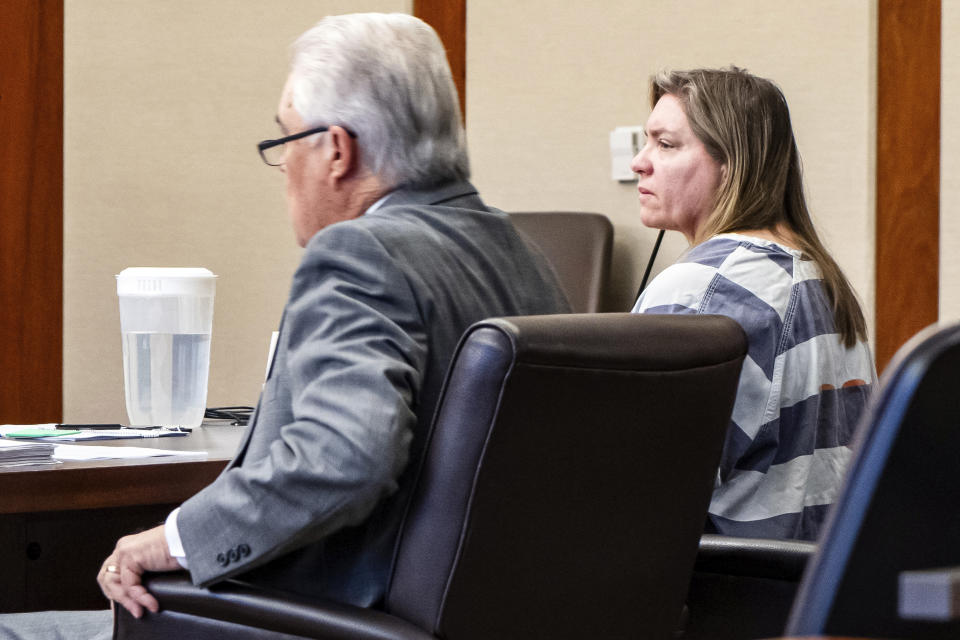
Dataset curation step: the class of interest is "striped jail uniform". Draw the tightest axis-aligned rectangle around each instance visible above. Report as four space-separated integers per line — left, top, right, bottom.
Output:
633 233 875 540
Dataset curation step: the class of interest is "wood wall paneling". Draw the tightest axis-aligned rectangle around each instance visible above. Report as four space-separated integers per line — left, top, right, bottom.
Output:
0 1 941 406
0 1 64 422
875 0 941 371
413 0 467 120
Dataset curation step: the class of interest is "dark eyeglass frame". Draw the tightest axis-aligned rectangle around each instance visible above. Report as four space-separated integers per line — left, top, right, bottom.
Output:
257 125 358 166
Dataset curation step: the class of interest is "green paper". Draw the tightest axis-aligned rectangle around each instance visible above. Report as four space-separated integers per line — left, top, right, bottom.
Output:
5 429 80 438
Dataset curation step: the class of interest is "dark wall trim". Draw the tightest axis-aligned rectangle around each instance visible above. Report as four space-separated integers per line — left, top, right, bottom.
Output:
875 0 941 371
0 1 64 422
413 0 467 120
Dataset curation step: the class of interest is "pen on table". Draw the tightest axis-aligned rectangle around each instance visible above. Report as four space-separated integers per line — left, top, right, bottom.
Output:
56 423 123 430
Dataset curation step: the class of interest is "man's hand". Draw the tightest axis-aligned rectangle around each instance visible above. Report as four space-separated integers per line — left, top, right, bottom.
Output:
98 525 183 618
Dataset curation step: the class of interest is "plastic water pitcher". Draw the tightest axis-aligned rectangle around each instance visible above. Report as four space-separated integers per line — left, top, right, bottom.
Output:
116 267 217 427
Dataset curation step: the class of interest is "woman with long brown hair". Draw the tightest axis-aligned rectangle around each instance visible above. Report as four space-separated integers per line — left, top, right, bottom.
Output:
631 67 875 540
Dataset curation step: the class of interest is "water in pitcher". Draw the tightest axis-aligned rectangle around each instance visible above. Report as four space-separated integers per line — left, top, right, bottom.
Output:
122 332 211 427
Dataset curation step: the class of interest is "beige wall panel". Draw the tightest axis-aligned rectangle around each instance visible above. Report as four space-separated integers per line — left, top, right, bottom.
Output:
64 0 410 422
467 1 877 320
943 2 960 322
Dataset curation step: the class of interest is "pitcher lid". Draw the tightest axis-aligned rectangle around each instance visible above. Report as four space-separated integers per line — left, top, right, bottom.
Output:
117 267 217 296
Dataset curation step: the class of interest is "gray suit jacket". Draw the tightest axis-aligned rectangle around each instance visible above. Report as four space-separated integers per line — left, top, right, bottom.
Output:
177 181 570 606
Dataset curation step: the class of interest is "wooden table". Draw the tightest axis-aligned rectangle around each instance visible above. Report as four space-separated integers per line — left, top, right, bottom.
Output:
0 424 245 612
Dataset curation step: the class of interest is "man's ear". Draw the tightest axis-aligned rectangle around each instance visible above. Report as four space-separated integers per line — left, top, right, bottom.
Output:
327 125 357 182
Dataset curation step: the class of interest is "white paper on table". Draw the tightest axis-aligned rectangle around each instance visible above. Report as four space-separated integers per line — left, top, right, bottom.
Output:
0 439 54 450
0 459 61 468
53 445 208 461
0 424 58 436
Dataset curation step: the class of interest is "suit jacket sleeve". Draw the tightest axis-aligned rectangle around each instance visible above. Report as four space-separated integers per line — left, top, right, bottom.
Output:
177 223 427 587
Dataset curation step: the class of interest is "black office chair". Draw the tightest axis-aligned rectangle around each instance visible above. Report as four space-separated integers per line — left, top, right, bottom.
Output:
783 321 960 639
115 313 747 640
508 212 613 313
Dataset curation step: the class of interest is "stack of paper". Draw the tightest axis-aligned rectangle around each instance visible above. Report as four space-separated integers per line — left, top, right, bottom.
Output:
0 439 57 467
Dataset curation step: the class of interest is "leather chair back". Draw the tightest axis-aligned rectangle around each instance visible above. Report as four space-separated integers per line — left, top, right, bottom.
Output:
508 212 613 312
786 321 960 639
117 313 746 640
386 313 746 639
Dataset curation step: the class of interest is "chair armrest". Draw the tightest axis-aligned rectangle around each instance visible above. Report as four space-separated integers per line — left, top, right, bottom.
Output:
114 573 435 640
694 534 816 581
679 536 817 639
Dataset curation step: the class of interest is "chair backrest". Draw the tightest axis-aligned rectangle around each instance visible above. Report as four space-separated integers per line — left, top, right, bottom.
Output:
508 212 613 312
386 313 747 639
786 321 960 639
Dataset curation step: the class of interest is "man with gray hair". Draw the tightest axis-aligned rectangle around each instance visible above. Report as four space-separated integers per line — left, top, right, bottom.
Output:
0 12 568 639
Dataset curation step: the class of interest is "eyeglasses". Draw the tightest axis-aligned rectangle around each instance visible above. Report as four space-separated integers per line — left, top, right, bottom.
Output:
257 125 358 167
